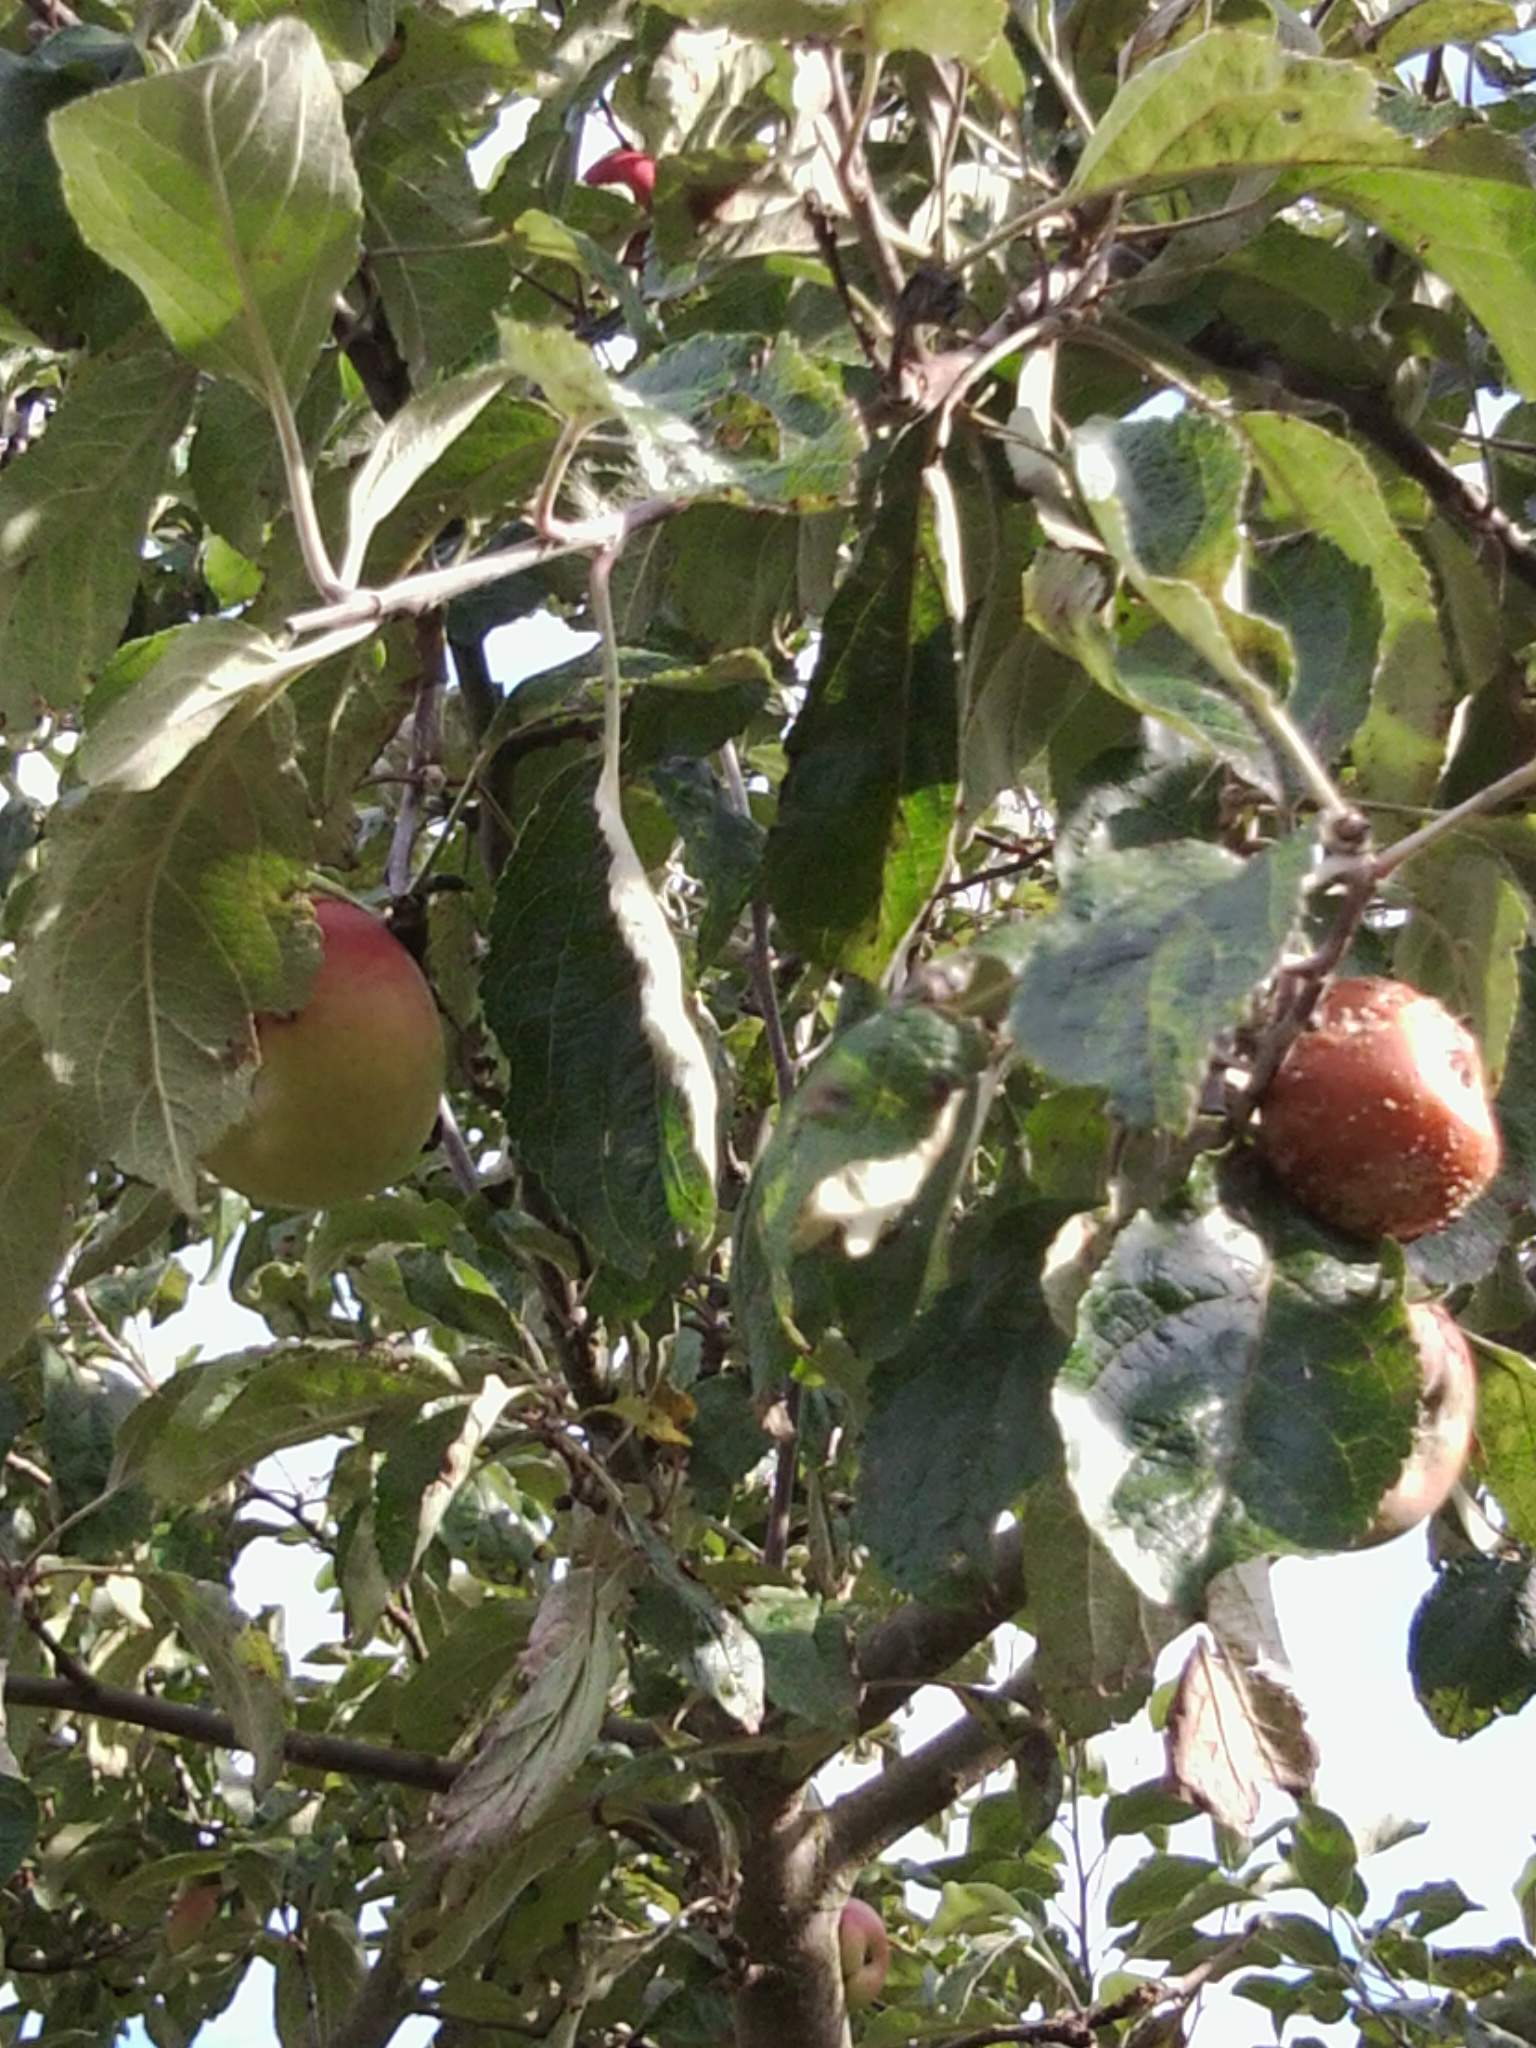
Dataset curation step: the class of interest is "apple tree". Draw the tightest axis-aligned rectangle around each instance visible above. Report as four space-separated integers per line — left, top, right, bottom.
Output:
5 0 1536 2044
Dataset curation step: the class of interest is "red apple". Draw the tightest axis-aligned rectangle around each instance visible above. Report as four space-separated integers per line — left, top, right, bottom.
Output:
165 1881 220 1953
1258 977 1500 1241
584 146 656 208
838 1897 890 2011
203 900 445 1209
1361 1301 1477 1546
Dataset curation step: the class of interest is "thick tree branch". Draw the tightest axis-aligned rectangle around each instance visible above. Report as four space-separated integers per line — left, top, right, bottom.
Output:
822 1658 1044 1876
851 1522 1026 1734
6 1674 457 1792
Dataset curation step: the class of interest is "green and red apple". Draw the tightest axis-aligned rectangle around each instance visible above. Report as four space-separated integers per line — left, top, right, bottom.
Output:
204 899 444 1209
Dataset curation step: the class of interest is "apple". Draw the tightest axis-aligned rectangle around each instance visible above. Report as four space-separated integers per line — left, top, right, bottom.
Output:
1257 976 1500 1241
165 1882 220 1953
838 1897 890 2011
1361 1301 1477 1546
203 900 445 1209
584 146 656 208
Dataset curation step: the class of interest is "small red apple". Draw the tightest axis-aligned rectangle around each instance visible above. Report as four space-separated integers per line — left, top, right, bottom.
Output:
838 1897 890 2011
1258 977 1500 1241
165 1881 220 1953
1361 1301 1477 1546
203 900 445 1209
584 146 656 208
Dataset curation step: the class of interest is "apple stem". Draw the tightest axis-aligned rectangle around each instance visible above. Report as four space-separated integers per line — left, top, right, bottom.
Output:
435 1096 480 1197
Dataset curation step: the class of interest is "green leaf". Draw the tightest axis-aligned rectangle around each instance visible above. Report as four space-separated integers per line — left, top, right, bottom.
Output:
1023 1475 1182 1737
50 20 362 403
1290 1806 1359 1910
1471 1338 1536 1548
1247 537 1379 767
78 616 371 794
1368 0 1516 64
351 9 530 383
1240 411 1455 804
112 1342 452 1502
733 1006 989 1388
391 1598 533 1757
1024 554 1277 790
17 705 318 1208
1054 1167 1427 1611
1325 129 1536 401
1009 835 1310 1132
1071 413 1300 769
275 1912 365 2048
631 1526 765 1731
1069 30 1402 198
339 356 518 587
0 998 87 1367
621 333 866 510
371 1377 517 1585
1411 1554 1536 1739
767 437 961 975
744 1587 856 1730
867 0 1004 62
0 336 195 735
434 1568 625 1858
858 1201 1069 1596
0 30 145 348
1393 838 1527 1089
484 758 718 1293
141 1573 288 1795
0 1774 39 1888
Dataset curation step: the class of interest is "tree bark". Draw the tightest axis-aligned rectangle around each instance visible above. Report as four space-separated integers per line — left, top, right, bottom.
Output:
730 1785 849 2048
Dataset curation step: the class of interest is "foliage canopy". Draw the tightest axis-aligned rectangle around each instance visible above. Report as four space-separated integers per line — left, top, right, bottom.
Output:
4 0 1536 2044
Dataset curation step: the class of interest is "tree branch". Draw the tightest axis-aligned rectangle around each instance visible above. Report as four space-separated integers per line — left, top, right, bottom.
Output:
851 1522 1026 1735
5 1674 457 1793
822 1658 1044 1875
1371 753 1536 877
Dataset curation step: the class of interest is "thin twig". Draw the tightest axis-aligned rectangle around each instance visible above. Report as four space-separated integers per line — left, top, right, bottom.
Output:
1371 755 1536 878
285 499 677 640
435 1096 481 1197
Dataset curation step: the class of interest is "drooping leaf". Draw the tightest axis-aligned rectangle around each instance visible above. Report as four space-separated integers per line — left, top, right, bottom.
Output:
1410 1554 1536 1739
18 704 318 1208
1023 1474 1183 1738
0 336 195 735
0 998 87 1368
141 1573 289 1794
1163 1631 1316 1833
50 20 362 403
484 758 718 1295
1009 834 1311 1132
766 435 961 975
1053 1165 1426 1612
1470 1337 1536 1548
434 1568 625 1858
859 1200 1069 1596
733 1005 989 1388
112 1343 452 1503
631 1524 765 1732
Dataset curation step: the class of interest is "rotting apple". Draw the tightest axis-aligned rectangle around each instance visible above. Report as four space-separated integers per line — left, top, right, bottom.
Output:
1257 976 1500 1241
838 1897 890 2011
1361 1301 1478 1546
203 900 445 1210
